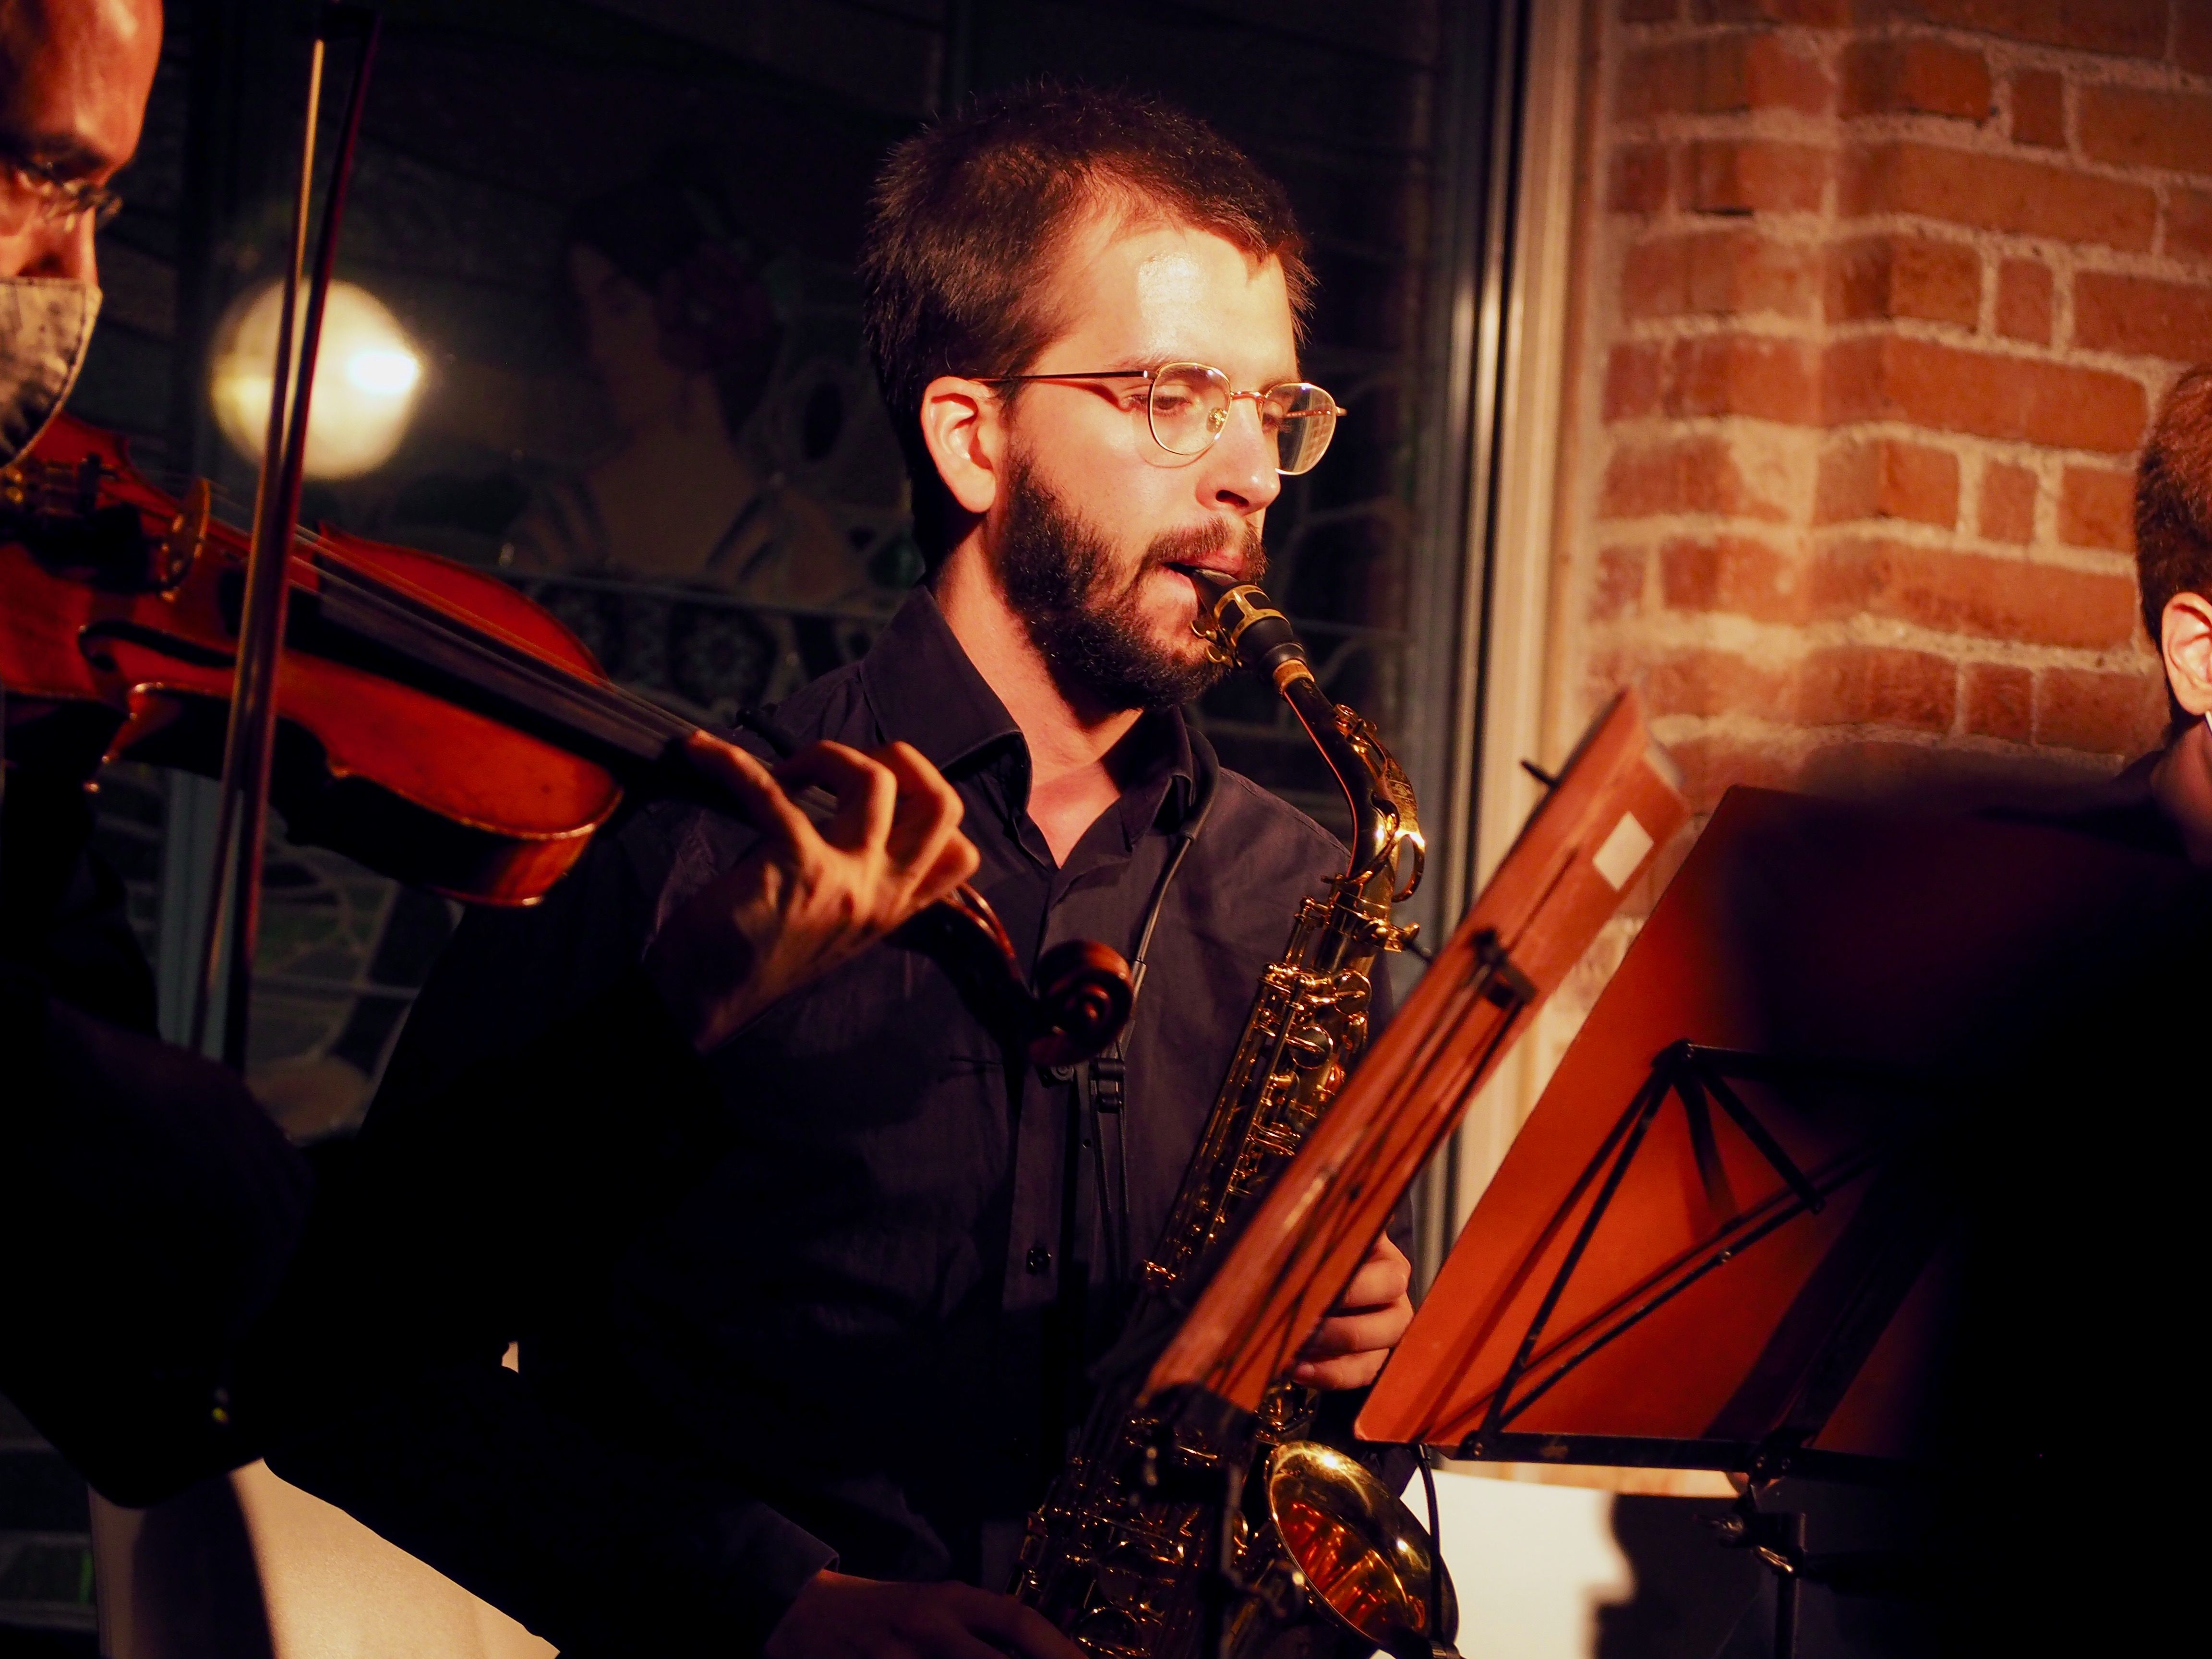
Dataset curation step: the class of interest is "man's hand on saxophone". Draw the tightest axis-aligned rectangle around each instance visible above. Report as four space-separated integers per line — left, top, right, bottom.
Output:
1289 1234 1415 1392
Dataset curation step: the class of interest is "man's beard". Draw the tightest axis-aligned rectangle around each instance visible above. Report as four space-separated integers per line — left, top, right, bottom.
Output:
998 454 1267 713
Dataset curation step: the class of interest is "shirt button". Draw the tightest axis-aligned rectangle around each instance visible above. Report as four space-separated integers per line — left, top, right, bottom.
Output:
1025 1246 1052 1275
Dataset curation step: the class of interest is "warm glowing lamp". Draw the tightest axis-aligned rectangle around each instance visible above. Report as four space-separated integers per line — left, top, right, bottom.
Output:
211 280 423 479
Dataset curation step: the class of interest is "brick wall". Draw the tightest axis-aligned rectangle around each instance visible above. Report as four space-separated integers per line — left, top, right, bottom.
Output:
1564 0 2212 815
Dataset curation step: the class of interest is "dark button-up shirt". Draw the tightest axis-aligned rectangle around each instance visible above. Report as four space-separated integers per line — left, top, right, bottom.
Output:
275 589 1373 1653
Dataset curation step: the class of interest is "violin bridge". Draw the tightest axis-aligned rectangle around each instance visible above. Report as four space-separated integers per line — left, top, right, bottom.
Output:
157 478 213 592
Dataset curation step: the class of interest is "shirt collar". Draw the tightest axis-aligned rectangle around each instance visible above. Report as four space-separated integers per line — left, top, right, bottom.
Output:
857 584 1201 829
858 586 1024 772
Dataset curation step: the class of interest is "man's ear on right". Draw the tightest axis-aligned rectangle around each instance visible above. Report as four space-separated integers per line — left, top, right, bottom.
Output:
2162 591 2212 717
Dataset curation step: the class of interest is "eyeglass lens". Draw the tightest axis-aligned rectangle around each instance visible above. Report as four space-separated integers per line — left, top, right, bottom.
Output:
0 168 120 234
1145 362 1338 476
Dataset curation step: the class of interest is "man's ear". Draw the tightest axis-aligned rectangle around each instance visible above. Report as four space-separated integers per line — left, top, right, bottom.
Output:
2161 592 2212 716
918 376 1003 517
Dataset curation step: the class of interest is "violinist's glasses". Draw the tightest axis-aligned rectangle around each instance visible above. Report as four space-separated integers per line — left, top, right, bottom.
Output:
971 361 1348 477
0 146 125 236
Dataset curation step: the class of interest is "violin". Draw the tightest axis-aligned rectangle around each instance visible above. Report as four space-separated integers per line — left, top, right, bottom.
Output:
0 414 1130 1065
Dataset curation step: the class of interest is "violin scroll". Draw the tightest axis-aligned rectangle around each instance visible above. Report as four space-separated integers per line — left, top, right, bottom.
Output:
1030 938 1137 1068
888 886 1132 1068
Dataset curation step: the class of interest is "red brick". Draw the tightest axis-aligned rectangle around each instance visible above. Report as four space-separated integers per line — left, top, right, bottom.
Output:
1665 733 1805 815
1616 43 1698 122
1799 737 2100 798
1623 230 1822 320
1796 645 1958 730
1995 259 2053 344
1815 438 1960 527
1694 0 1849 21
1964 662 2033 741
1684 141 1830 214
1604 342 1664 420
2180 2 2212 75
2057 465 2136 550
1659 533 1802 619
1842 143 2157 251
2009 69 2065 148
1823 336 2147 453
1859 0 2166 60
2170 190 2212 265
2075 271 2212 362
1637 335 1825 424
1842 39 1991 121
1827 234 1981 326
1621 239 1685 318
1646 649 1791 718
1610 144 1670 213
1619 35 1831 120
1592 545 1647 620
1600 436 1783 520
2035 667 2167 753
1809 538 2141 648
2078 86 2212 175
1979 461 2038 543
1622 0 1680 19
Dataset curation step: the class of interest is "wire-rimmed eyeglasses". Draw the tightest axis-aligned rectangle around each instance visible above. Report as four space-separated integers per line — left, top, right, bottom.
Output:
0 144 124 236
971 361 1347 476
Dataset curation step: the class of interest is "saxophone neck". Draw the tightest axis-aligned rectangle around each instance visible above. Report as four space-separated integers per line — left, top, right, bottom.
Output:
1190 573 1424 904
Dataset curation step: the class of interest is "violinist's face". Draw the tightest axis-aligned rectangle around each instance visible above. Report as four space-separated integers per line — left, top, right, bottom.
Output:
0 0 162 282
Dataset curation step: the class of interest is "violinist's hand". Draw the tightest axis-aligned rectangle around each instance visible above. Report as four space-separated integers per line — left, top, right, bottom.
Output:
764 1572 1082 1659
1291 1233 1413 1391
645 733 979 1054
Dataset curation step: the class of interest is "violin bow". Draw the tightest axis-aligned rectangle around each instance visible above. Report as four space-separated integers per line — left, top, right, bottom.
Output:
192 5 383 1068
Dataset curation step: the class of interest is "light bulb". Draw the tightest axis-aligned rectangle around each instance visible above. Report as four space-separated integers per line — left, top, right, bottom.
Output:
210 280 423 479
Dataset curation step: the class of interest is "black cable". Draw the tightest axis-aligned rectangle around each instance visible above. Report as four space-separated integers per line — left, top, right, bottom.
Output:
1086 745 1220 1285
1420 1447 1443 1649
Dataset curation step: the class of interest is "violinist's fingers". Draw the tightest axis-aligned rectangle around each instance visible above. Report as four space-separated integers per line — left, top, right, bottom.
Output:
871 741 968 867
681 731 815 857
869 744 973 915
774 741 898 856
915 830 982 913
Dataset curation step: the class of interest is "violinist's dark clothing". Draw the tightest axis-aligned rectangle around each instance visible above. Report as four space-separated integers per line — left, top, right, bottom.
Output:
0 957 307 1502
0 765 158 1032
0 766 731 1519
272 587 1379 1657
0 763 290 1502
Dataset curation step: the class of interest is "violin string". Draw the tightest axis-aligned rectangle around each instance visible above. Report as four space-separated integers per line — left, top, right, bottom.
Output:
92 464 615 711
81 460 706 760
304 565 680 746
291 547 698 753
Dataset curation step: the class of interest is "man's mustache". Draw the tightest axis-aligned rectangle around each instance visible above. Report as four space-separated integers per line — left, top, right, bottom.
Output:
1141 518 1269 586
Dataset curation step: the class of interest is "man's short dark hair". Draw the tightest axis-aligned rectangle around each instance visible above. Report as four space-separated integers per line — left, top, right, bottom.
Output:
859 83 1312 565
2137 366 2212 660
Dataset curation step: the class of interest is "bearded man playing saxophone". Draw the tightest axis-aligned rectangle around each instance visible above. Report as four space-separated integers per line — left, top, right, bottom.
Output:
276 84 1418 1659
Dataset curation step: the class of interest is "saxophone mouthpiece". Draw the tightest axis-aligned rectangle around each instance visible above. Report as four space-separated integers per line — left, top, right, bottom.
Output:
1188 568 1312 689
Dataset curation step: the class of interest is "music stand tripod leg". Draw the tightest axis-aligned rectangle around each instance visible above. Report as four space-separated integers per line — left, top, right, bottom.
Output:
1771 1510 1804 1659
1712 1496 1806 1659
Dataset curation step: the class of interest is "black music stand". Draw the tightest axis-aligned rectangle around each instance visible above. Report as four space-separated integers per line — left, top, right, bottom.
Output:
1360 786 2212 1657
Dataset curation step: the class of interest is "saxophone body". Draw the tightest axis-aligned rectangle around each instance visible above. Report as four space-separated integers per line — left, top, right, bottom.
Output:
1014 575 1445 1659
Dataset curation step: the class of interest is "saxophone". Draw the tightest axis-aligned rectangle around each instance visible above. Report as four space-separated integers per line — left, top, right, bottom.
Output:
1014 573 1455 1659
